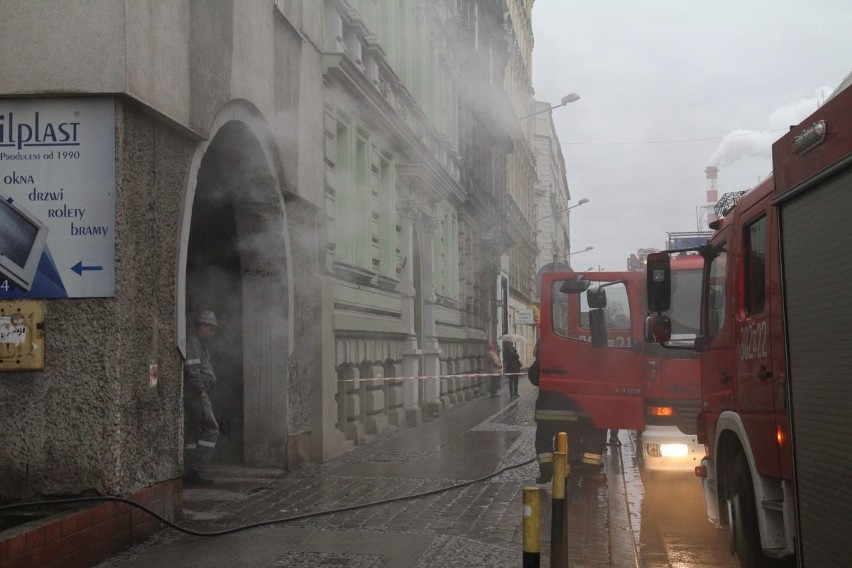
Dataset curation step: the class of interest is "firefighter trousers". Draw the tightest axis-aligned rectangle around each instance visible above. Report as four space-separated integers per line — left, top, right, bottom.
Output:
184 390 219 475
535 420 584 471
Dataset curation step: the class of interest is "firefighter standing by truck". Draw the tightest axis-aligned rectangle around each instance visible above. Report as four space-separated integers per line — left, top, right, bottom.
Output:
528 342 601 483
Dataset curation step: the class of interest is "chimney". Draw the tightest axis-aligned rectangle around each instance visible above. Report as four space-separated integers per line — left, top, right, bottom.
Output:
704 166 719 203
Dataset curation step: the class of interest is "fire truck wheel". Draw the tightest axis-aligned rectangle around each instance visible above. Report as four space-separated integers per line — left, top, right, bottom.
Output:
726 453 762 567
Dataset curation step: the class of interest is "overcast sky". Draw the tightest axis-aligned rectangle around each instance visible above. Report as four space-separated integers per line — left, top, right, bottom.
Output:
531 0 852 271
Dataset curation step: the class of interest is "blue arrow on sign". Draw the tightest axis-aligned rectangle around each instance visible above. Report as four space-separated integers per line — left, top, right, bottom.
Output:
71 261 103 276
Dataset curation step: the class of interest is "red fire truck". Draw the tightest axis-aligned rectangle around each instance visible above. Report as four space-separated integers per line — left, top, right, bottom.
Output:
633 252 706 472
645 72 852 566
538 255 705 472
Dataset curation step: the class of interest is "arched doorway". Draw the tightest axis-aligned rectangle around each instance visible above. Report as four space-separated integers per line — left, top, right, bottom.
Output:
179 105 293 467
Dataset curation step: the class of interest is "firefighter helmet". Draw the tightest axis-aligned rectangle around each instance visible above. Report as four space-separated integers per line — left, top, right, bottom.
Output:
196 311 219 327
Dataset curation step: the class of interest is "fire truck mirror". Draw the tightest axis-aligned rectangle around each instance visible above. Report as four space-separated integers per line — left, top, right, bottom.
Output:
646 252 671 312
586 287 607 308
589 308 608 347
644 314 671 344
559 276 591 294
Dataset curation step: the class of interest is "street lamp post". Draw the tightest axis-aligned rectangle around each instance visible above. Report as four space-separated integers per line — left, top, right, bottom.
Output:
519 93 580 120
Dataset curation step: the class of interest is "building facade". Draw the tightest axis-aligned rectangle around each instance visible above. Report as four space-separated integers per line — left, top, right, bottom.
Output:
532 99 573 278
320 0 517 450
499 0 538 362
0 0 525 513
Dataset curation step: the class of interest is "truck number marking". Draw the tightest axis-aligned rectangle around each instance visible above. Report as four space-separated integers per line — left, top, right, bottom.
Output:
578 335 633 347
740 321 768 360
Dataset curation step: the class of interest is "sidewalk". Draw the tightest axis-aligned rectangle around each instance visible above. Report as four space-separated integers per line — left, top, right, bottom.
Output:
94 379 638 568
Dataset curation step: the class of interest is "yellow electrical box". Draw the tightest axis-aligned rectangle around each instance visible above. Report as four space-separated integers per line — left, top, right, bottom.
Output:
0 300 45 371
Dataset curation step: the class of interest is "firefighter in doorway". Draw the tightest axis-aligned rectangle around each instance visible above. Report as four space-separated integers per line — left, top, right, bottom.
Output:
184 310 220 485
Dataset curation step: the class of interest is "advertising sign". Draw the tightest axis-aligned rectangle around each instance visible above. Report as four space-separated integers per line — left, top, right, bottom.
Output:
516 308 536 325
0 98 115 298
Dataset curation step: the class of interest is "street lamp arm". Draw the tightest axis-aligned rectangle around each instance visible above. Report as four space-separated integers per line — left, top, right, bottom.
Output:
569 246 594 255
518 93 580 120
535 198 589 223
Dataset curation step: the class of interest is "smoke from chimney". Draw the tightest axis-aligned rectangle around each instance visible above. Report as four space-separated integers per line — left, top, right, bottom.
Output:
707 86 833 169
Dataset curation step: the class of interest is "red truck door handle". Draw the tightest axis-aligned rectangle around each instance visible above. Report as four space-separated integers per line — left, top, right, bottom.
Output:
757 366 772 381
720 371 731 384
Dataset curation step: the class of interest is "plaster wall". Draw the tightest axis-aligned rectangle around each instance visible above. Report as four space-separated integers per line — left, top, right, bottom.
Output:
0 0 325 210
0 0 127 94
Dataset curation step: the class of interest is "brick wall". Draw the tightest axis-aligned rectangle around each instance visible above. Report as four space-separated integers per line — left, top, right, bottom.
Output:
0 479 181 568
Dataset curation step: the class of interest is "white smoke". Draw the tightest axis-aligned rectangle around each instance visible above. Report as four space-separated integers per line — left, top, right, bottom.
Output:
708 86 834 167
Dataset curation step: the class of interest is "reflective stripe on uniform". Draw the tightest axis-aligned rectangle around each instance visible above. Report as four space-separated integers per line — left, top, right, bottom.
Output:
186 359 201 365
198 440 217 448
582 452 602 465
185 444 197 450
537 452 553 465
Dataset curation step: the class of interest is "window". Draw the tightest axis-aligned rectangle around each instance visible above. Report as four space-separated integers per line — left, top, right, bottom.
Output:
744 216 766 314
355 133 370 268
377 154 397 278
705 248 728 340
551 281 570 338
434 205 459 298
578 283 631 331
551 279 633 348
668 267 702 343
324 107 404 279
335 119 353 262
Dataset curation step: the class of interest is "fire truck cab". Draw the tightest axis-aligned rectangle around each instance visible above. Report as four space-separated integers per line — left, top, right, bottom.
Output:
639 253 705 472
540 271 648 433
539 266 704 472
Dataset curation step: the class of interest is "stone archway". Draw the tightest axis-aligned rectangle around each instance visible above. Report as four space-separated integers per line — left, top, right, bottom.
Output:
178 103 293 467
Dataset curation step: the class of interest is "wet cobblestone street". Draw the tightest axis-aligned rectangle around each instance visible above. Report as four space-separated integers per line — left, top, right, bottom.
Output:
93 379 730 567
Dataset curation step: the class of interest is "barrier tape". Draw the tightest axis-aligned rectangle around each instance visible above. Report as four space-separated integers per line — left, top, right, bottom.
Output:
338 371 528 385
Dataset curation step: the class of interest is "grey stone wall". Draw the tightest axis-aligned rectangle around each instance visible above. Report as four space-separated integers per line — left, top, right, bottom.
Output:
0 100 193 498
284 196 321 441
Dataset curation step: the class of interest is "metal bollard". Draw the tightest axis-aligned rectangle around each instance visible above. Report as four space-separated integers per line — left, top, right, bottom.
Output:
551 451 568 568
556 431 571 476
556 430 570 560
522 486 541 568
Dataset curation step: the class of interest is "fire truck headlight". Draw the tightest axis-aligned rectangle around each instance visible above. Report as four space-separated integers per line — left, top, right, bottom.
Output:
659 443 689 458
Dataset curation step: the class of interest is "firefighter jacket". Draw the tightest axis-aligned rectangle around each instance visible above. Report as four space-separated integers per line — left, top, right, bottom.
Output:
185 332 216 394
